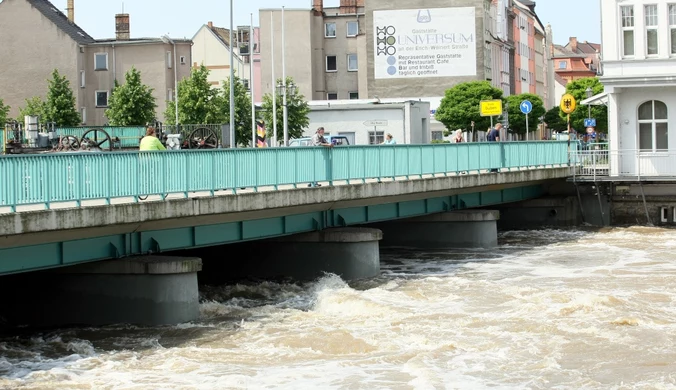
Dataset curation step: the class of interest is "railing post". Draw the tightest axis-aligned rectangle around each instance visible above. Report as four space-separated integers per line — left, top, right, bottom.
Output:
328 147 334 186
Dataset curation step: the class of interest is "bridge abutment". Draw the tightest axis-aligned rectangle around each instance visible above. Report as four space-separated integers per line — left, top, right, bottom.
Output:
0 256 202 328
374 210 499 248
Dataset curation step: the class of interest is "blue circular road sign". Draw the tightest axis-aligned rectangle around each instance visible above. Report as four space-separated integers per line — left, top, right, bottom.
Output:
520 100 533 115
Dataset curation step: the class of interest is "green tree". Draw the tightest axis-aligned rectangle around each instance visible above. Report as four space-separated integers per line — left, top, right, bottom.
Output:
505 93 546 135
164 64 225 125
0 98 9 125
221 75 254 146
543 106 567 132
18 96 47 120
563 77 607 133
105 67 157 126
261 77 310 144
44 69 80 126
435 81 504 135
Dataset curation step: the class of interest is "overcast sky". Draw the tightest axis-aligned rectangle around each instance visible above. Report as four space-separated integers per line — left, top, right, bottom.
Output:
45 0 601 45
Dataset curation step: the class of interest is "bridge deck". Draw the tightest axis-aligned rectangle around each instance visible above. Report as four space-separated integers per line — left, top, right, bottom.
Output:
1 142 570 213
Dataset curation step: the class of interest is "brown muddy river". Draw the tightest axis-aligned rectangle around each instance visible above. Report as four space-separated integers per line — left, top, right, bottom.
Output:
1 227 675 389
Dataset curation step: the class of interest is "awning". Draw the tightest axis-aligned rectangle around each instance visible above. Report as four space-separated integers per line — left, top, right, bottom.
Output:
580 92 608 106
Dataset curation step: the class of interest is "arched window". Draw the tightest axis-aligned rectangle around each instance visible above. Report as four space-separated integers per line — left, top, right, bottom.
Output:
638 100 668 151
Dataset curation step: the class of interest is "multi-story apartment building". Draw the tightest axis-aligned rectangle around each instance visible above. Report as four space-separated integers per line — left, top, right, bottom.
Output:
259 0 366 101
0 0 192 126
594 0 676 176
192 23 262 100
485 0 515 96
512 0 546 97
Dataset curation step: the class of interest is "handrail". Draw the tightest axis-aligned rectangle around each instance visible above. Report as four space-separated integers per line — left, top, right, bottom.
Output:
0 141 570 212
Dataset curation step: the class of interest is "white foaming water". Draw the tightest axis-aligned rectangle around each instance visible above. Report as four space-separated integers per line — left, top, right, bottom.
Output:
2 227 676 389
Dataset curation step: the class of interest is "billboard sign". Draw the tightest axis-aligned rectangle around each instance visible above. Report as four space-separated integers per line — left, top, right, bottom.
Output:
373 7 477 79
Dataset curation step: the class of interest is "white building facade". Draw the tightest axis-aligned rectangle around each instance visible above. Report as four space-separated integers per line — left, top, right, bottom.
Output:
304 100 431 145
598 0 676 176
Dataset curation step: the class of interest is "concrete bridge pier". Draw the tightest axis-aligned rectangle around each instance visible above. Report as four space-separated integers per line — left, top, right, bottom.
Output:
374 210 500 249
0 256 202 328
207 228 383 282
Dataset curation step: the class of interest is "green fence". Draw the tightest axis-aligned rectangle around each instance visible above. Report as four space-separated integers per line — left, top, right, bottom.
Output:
0 141 569 211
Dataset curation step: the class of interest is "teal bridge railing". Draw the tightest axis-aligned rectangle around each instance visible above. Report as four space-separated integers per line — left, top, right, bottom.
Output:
0 141 569 212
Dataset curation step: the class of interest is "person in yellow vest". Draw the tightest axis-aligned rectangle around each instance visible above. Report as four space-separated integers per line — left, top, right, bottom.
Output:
139 127 166 151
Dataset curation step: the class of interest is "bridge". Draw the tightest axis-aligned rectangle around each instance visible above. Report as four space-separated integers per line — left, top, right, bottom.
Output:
0 141 571 326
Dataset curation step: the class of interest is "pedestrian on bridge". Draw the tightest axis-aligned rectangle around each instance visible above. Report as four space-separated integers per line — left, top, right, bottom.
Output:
139 127 166 151
487 123 501 173
309 127 332 187
453 129 464 143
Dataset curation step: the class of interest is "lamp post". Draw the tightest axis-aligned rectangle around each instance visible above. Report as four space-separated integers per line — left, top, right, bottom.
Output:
585 86 593 120
277 80 296 144
281 6 287 146
161 35 178 126
228 0 235 148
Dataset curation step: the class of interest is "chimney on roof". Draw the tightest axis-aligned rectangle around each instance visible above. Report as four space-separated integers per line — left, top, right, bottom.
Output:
569 37 578 52
66 0 74 23
115 14 130 40
313 0 323 14
340 0 357 14
208 21 213 28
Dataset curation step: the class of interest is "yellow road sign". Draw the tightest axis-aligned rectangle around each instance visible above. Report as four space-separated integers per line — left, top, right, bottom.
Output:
480 100 503 117
560 93 577 114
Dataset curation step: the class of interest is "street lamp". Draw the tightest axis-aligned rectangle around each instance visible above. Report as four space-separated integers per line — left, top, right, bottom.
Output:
276 80 296 146
585 86 593 120
161 35 179 127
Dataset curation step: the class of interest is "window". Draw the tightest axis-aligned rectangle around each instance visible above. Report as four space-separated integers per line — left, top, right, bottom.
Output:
349 91 359 99
645 5 659 56
638 100 668 151
368 131 384 145
327 92 338 100
167 51 173 68
670 5 676 55
167 88 173 101
242 79 250 90
431 131 443 141
347 21 358 37
180 56 186 65
621 6 635 57
558 61 566 69
95 90 109 107
80 108 86 124
326 55 337 72
347 54 358 71
80 70 85 88
94 53 108 70
325 22 336 38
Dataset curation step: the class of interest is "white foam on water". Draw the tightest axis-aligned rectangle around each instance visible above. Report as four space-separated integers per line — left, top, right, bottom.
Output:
2 227 676 388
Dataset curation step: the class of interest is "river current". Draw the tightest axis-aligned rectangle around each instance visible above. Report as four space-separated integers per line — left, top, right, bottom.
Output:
1 227 675 389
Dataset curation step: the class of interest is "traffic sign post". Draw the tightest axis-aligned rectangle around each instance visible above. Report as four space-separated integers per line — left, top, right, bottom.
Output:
363 120 388 144
560 93 577 134
520 100 532 141
480 100 503 135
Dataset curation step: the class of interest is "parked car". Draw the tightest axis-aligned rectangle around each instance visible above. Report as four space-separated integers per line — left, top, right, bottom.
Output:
288 136 351 147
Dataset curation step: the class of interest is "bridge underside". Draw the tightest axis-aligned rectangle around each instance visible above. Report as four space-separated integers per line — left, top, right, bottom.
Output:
0 168 569 276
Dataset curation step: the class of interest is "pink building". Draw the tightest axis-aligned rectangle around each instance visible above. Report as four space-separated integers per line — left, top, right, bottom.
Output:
512 0 542 95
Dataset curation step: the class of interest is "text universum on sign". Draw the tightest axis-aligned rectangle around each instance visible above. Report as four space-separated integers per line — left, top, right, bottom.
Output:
373 7 477 79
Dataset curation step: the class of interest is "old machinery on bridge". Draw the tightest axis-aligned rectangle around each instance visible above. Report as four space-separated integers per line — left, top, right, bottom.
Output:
79 128 114 152
3 117 118 154
186 126 219 149
3 117 62 154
